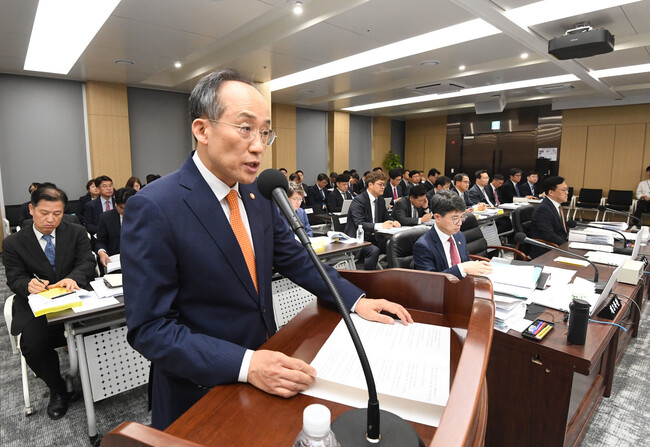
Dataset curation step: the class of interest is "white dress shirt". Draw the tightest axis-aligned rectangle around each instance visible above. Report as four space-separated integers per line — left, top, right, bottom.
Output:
637 179 650 200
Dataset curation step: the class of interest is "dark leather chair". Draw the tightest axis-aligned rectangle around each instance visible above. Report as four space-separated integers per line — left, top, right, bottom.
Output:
603 189 634 223
510 205 557 257
385 226 429 269
461 214 526 261
330 214 347 232
572 188 602 221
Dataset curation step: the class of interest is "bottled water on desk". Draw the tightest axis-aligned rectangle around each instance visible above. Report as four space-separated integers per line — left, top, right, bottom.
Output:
356 224 364 243
294 404 340 447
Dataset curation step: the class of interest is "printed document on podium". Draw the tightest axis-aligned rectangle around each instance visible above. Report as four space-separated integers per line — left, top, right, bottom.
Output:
302 314 450 427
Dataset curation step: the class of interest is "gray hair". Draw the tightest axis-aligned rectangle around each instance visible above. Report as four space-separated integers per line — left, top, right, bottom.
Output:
189 69 255 122
430 190 466 216
288 181 305 197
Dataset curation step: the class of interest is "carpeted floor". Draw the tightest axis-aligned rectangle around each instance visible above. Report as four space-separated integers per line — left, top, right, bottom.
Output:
0 254 649 446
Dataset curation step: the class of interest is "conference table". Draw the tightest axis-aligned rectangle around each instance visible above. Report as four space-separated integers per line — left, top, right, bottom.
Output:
485 242 648 447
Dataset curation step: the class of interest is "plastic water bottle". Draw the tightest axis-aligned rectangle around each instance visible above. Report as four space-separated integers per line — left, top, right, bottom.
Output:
356 224 364 243
294 404 340 447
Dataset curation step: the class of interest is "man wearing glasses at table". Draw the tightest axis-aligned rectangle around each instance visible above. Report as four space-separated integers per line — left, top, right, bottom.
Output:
121 69 413 430
529 176 570 259
413 190 492 279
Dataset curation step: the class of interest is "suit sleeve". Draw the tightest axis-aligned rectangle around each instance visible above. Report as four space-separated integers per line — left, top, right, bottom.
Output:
84 201 99 234
532 205 567 246
95 213 109 253
347 199 375 238
413 235 462 279
467 188 483 206
66 226 96 287
327 192 340 213
393 201 418 226
3 236 33 298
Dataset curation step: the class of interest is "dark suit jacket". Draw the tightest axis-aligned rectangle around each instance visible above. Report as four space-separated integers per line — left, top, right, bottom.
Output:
519 181 539 197
305 185 329 213
487 184 499 205
499 179 521 204
383 183 404 205
413 227 470 279
327 189 353 213
84 197 114 234
2 221 95 335
95 209 121 256
451 186 473 207
121 153 363 429
392 197 427 226
467 184 494 206
354 180 367 195
529 197 568 258
423 180 435 192
18 202 31 226
344 191 389 242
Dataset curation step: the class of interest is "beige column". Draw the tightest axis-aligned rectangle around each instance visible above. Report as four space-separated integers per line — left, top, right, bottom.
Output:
405 116 447 173
85 81 132 186
256 82 274 172
372 117 391 169
270 104 297 172
328 111 350 173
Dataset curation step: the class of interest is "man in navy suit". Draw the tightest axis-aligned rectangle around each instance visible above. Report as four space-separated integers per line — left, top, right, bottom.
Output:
413 190 492 279
450 173 473 208
467 170 494 207
84 175 114 235
121 69 412 430
519 171 540 198
529 176 569 258
345 170 401 270
383 168 405 206
305 173 330 213
3 184 95 419
326 173 354 213
393 184 432 226
499 168 523 203
96 187 136 269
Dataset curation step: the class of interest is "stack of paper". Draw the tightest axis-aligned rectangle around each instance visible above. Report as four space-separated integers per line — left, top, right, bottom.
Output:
90 278 123 298
105 254 121 273
28 288 83 317
584 251 631 266
486 263 540 298
568 229 613 245
493 296 527 332
568 241 614 253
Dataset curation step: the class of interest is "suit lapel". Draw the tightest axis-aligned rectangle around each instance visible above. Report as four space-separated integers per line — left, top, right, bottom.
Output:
430 230 450 268
179 159 260 305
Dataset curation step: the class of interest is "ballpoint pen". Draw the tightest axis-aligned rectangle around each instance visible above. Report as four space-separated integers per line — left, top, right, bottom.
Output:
33 273 49 290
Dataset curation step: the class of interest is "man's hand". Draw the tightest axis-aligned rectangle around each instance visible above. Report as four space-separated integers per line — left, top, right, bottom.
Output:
248 350 316 398
421 212 433 223
355 298 413 326
461 260 493 275
28 278 49 294
98 251 111 267
51 278 80 292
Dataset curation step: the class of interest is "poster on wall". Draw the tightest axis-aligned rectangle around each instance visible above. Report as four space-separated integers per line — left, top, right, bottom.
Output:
538 147 557 161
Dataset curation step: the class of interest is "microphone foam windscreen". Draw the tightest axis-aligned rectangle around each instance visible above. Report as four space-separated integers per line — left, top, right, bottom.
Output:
514 232 528 244
257 169 289 200
597 205 607 212
566 219 577 228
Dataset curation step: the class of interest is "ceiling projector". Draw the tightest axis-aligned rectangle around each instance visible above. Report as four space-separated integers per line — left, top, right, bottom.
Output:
548 25 614 60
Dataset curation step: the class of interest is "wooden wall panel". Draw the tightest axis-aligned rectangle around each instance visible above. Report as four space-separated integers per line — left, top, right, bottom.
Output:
558 126 587 193
583 126 615 191
562 104 650 127
611 124 646 191
328 111 349 174
85 82 132 187
424 133 446 175
641 125 650 181
372 117 391 169
270 104 296 172
256 82 273 172
404 116 446 174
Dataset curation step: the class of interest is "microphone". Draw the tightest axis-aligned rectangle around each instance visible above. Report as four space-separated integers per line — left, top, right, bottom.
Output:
566 219 632 255
514 232 606 292
258 169 420 446
597 205 642 227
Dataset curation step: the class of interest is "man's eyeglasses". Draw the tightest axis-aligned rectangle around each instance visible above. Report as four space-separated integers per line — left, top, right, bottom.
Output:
558 188 570 192
209 120 277 146
448 214 468 225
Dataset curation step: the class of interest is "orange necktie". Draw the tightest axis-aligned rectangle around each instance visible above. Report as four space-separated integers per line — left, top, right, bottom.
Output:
559 205 567 234
225 190 258 293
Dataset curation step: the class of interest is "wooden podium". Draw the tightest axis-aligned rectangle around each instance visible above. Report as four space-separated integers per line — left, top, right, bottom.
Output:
101 269 495 447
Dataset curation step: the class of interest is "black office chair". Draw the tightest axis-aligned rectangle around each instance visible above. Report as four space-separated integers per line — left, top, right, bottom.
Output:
572 188 602 221
602 190 634 223
330 214 347 232
385 226 429 269
461 215 527 261
510 205 558 257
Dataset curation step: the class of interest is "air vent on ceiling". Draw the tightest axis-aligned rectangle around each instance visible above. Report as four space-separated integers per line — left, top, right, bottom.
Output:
410 81 467 95
536 84 575 94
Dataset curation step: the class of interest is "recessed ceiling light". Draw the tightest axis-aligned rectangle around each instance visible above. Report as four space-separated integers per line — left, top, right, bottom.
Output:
458 65 466 71
24 0 121 74
420 60 440 67
114 59 134 65
590 63 650 79
521 53 529 59
269 0 639 91
174 61 182 68
293 0 303 15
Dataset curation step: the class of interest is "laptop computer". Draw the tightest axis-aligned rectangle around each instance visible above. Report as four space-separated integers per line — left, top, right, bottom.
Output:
589 263 623 316
340 199 352 215
384 197 392 208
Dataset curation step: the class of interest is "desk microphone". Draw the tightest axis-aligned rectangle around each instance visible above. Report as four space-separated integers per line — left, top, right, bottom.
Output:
258 169 420 446
566 219 632 255
597 205 642 227
514 232 605 293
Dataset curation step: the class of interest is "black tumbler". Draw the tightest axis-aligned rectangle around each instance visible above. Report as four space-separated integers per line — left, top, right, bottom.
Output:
567 299 590 345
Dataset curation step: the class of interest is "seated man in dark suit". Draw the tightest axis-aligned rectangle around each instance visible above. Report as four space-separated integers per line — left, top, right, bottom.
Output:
3 184 95 420
393 184 433 226
413 190 492 279
519 170 540 198
327 173 354 213
450 173 474 208
383 168 405 206
354 171 370 195
499 168 523 203
84 175 115 235
426 175 451 202
424 168 440 191
345 171 401 270
488 174 504 206
529 176 569 258
467 170 495 207
305 173 330 214
18 182 41 226
96 187 137 269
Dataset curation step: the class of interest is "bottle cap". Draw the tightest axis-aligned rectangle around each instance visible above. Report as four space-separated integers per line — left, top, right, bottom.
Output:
302 404 331 437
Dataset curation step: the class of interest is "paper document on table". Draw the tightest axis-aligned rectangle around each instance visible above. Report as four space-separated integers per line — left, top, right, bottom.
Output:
527 278 597 312
72 292 119 313
28 289 83 317
303 314 450 427
569 242 614 253
584 251 630 266
542 265 577 287
105 254 121 273
376 226 412 235
90 278 123 298
554 256 590 267
487 263 539 288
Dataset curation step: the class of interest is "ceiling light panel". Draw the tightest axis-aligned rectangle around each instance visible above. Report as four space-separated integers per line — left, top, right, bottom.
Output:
503 0 641 28
24 0 121 74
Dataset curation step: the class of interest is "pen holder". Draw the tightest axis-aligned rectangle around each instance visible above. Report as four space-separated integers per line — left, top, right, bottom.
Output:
567 299 589 345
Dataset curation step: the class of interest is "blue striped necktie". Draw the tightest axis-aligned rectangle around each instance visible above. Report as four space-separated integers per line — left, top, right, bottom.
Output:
42 234 55 271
